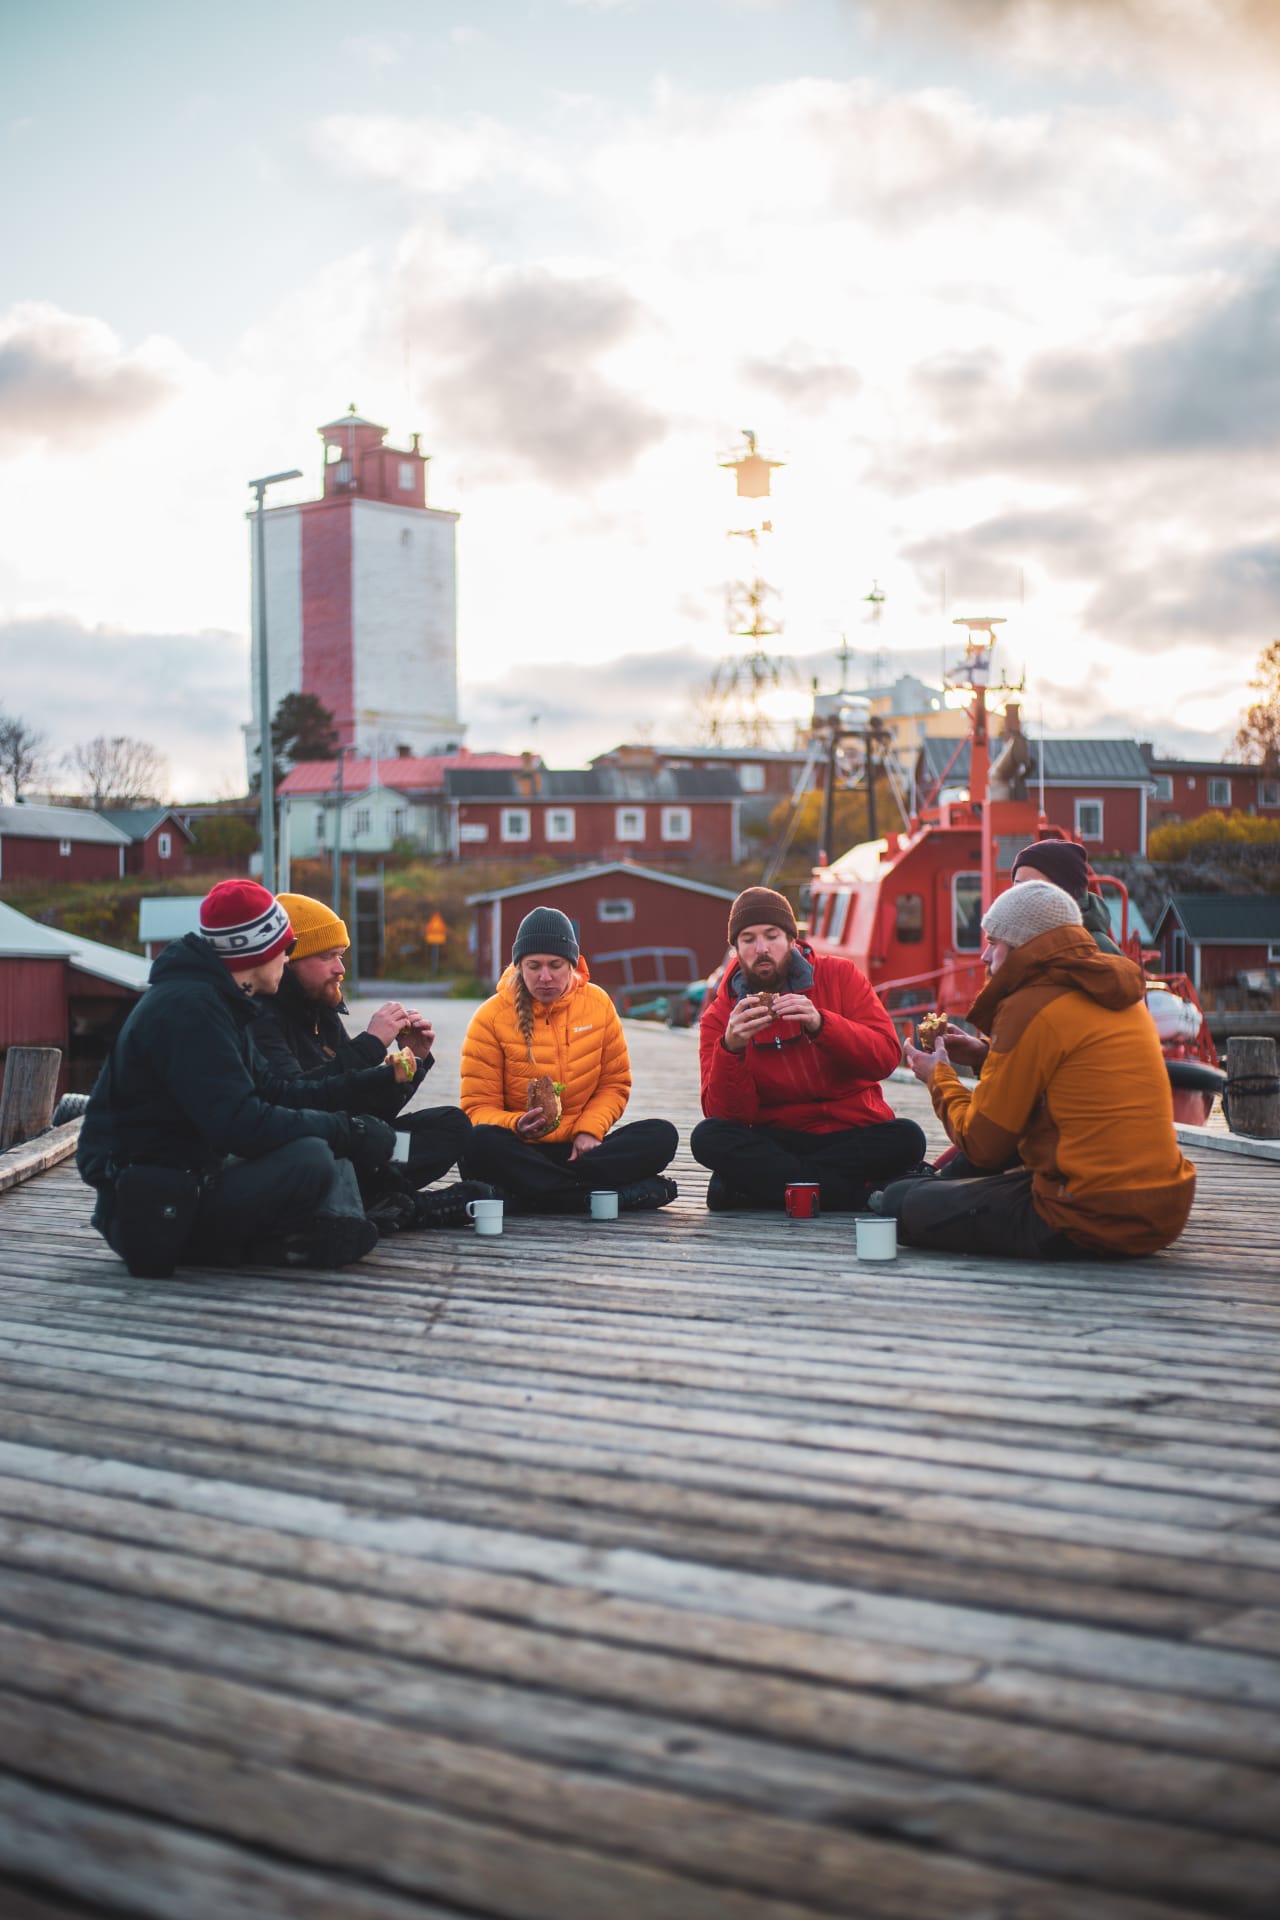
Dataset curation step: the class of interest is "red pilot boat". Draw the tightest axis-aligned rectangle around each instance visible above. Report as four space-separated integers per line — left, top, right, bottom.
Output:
805 621 1226 1123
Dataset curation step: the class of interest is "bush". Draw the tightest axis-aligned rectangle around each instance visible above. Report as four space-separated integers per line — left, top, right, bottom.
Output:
1148 810 1280 861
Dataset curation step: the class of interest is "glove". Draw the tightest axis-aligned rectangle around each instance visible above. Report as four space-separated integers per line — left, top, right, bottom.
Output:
346 1114 397 1170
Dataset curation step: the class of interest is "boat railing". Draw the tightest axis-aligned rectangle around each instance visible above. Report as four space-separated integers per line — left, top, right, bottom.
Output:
873 958 988 1040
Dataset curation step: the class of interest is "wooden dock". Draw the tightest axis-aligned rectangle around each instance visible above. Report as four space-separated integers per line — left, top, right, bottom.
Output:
1 1001 1279 1919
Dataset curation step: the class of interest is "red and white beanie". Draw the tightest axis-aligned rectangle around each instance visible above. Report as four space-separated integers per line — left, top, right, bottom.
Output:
199 879 293 972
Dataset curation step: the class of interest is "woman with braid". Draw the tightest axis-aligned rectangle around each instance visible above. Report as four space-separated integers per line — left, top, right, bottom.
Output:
458 907 679 1214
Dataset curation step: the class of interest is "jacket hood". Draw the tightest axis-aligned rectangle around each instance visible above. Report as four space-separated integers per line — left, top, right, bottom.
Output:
969 923 1147 1032
497 954 593 996
150 932 248 1000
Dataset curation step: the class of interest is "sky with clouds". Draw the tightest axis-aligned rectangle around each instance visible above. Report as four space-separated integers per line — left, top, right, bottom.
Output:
2 0 1278 798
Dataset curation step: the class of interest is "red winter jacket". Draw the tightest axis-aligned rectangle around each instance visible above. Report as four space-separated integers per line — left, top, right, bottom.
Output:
699 943 902 1133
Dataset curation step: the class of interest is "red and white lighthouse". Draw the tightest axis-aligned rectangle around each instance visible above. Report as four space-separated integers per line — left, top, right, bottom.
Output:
247 407 463 775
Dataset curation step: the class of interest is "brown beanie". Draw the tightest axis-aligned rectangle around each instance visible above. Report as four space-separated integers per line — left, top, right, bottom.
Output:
276 893 351 961
982 880 1082 950
728 886 799 945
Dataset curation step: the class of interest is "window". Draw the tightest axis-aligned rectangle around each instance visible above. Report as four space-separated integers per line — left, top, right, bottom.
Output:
58 839 71 857
895 892 924 945
501 808 530 842
738 764 765 792
953 873 983 951
157 832 171 859
1207 777 1231 808
616 806 645 840
352 808 371 837
661 806 691 841
1268 942 1280 963
458 823 489 843
809 891 832 938
598 898 635 922
326 443 341 464
315 810 326 842
1075 798 1103 841
1151 775 1173 802
546 809 576 842
335 459 352 484
1169 928 1186 974
398 461 415 491
390 807 409 840
826 890 851 945
1260 780 1280 808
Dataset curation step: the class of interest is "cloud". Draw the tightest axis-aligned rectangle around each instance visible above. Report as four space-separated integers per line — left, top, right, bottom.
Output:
863 0 1280 76
463 647 715 760
403 262 666 486
317 112 566 196
340 34 405 71
0 615 249 799
741 354 862 411
0 304 180 452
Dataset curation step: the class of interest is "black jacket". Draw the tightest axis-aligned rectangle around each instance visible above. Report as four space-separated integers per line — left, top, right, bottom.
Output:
77 934 362 1188
252 967 428 1120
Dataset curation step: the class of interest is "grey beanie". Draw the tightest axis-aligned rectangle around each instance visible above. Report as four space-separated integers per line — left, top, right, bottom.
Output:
512 906 579 966
983 879 1083 950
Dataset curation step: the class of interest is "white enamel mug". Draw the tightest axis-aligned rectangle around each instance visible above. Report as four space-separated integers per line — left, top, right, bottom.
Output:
589 1190 619 1221
467 1198 504 1236
855 1216 897 1261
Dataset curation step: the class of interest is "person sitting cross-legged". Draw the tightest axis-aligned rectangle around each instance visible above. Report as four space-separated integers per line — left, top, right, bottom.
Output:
881 880 1197 1259
458 908 678 1215
691 886 926 1212
77 880 397 1276
253 893 488 1230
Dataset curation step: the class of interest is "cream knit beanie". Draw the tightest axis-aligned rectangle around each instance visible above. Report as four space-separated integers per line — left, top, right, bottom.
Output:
982 879 1083 949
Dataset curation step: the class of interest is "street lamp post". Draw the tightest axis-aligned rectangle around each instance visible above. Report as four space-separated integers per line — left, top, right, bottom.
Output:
249 468 302 892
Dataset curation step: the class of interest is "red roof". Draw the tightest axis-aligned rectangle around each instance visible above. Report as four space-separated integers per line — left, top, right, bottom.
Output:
278 751 528 797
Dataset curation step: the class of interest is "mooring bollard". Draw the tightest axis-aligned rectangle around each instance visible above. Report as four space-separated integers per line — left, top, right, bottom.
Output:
1224 1036 1280 1140
0 1046 63 1153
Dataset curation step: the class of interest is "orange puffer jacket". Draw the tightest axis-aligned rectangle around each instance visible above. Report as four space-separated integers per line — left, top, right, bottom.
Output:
460 958 631 1143
929 925 1196 1256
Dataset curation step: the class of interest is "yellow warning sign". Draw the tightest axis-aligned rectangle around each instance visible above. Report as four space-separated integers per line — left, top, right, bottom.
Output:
424 912 448 945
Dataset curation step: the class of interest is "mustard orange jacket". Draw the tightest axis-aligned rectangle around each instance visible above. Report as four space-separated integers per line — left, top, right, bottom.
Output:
929 926 1196 1256
460 958 631 1143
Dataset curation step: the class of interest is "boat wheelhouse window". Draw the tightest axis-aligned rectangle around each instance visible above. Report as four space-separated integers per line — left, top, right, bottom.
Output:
953 873 983 951
809 892 831 938
826 890 852 945
895 893 924 944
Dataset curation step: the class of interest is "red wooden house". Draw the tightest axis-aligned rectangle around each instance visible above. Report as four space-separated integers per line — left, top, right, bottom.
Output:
917 737 1153 856
467 863 737 1001
100 808 195 877
0 900 149 1094
1141 750 1280 829
1153 895 1280 998
445 766 745 866
0 805 130 887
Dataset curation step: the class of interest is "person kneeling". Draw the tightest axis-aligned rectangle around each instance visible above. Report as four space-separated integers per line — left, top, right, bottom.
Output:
883 881 1196 1259
458 908 678 1214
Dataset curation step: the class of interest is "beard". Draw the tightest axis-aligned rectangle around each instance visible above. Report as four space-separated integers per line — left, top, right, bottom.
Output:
739 953 788 993
309 976 344 1009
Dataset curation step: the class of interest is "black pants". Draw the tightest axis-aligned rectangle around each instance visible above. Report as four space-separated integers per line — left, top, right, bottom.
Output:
461 1119 678 1214
357 1105 473 1208
690 1116 926 1211
881 1167 1083 1259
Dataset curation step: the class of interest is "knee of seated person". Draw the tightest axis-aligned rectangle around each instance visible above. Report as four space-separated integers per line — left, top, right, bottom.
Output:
650 1118 679 1153
288 1135 336 1193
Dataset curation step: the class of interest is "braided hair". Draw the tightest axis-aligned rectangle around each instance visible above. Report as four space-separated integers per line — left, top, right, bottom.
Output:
513 969 538 1064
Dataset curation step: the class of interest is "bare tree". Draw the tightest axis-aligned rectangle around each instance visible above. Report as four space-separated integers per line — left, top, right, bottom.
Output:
0 711 53 804
1234 639 1280 773
66 735 171 810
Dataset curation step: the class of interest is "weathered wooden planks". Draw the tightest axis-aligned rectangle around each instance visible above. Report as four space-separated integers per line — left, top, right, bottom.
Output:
0 1001 1278 1917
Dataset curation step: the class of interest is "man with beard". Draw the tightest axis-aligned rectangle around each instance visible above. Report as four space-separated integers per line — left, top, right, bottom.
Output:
252 894 487 1228
691 886 926 1212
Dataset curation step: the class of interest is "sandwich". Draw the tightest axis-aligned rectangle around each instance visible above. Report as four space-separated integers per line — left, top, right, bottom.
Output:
754 992 778 1016
917 1010 948 1046
396 1023 431 1061
390 1045 417 1077
525 1074 565 1137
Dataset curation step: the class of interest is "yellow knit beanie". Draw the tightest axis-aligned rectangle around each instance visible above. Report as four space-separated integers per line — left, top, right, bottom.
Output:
276 892 350 961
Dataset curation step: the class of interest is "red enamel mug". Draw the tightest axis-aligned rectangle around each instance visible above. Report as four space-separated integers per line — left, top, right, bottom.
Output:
784 1183 821 1219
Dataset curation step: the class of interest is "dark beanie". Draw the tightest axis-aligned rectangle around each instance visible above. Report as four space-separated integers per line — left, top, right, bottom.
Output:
1011 839 1088 899
728 886 799 945
512 906 579 965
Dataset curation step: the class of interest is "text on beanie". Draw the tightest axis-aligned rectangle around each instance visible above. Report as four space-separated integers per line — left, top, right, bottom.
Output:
199 879 294 973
